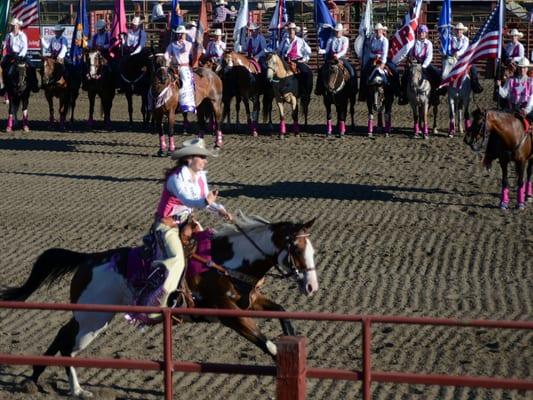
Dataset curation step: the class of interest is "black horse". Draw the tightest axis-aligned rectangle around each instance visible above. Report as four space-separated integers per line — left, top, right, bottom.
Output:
83 49 115 130
318 58 357 137
119 49 152 127
2 55 33 132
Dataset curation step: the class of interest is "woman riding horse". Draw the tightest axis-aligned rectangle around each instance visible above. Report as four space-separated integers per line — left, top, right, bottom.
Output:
202 28 226 67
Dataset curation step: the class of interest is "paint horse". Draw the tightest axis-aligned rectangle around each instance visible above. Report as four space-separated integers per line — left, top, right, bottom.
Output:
442 56 472 138
465 108 533 209
0 213 318 398
319 58 357 138
3 55 32 132
41 57 81 130
366 63 395 137
83 49 116 130
406 62 431 139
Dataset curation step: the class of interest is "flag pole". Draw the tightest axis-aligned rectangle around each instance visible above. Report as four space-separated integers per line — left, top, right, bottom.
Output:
494 0 505 107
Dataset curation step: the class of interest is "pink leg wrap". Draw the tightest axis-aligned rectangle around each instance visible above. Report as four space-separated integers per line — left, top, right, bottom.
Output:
326 119 332 134
7 115 14 129
424 123 429 136
168 136 175 152
367 119 373 134
215 130 223 147
280 119 286 135
339 121 345 135
501 187 510 205
251 121 258 136
527 181 533 197
465 119 472 131
449 120 455 134
517 184 526 205
293 122 300 135
414 122 420 134
159 135 167 151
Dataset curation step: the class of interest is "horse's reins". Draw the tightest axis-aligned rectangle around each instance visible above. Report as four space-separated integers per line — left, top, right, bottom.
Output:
329 64 345 94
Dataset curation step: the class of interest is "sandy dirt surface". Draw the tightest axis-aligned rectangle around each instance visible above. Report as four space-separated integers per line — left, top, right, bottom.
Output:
0 81 532 400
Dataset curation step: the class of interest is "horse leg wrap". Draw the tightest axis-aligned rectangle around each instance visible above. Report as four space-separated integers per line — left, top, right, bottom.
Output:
367 119 373 134
168 136 175 152
159 135 167 152
527 181 533 198
326 119 332 135
6 115 13 131
517 184 526 207
423 123 429 138
280 119 286 135
215 130 223 147
465 119 472 131
251 121 258 136
22 110 29 131
338 121 345 136
385 115 392 134
292 122 300 135
414 122 420 134
500 187 510 209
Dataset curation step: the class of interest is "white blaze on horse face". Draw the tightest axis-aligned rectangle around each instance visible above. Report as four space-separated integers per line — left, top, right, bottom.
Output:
88 53 99 78
303 238 318 295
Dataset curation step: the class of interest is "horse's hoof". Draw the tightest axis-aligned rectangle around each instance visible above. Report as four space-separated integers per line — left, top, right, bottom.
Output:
414 133 420 139
20 379 38 394
424 134 429 140
23 125 30 132
252 131 258 137
499 202 509 210
367 132 373 138
278 134 285 140
157 149 166 157
6 127 12 133
70 388 94 398
433 128 439 135
448 133 455 138
517 203 526 210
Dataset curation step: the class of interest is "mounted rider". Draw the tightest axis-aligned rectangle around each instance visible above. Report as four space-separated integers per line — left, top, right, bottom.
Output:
497 57 533 122
399 25 440 105
279 22 313 98
0 18 39 93
123 16 147 56
203 28 226 64
450 22 483 93
89 19 111 59
164 25 196 113
504 28 525 66
43 25 68 63
244 23 267 71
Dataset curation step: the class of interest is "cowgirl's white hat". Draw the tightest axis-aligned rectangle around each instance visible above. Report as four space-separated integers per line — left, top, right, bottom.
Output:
247 23 259 30
374 23 387 31
9 18 23 26
454 22 468 32
212 28 223 36
171 138 215 159
216 0 228 5
334 23 345 32
173 25 187 34
508 28 524 38
517 57 530 68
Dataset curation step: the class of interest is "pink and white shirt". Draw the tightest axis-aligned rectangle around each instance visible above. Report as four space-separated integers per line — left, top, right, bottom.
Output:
165 40 192 66
451 35 469 58
498 76 533 110
368 35 388 64
279 36 311 62
205 40 226 59
325 36 349 59
410 38 432 68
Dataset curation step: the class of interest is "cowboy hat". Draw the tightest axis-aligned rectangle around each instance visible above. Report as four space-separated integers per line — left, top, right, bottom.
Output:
171 138 215 160
517 57 530 68
247 23 259 30
9 18 23 26
417 24 428 33
53 24 65 32
187 21 197 27
131 16 142 26
173 25 187 34
286 22 297 30
334 23 345 32
508 28 524 38
454 22 468 31
95 19 106 30
374 23 387 31
212 28 223 36
216 0 228 5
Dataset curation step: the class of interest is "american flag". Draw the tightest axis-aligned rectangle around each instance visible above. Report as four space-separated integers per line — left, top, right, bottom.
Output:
440 0 503 89
11 0 39 28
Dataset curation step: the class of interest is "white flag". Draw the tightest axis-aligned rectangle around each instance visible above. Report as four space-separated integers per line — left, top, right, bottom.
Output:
233 0 248 53
354 0 372 60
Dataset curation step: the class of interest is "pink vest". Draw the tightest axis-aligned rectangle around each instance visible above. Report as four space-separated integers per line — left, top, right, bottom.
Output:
509 78 532 106
155 168 206 219
287 40 299 60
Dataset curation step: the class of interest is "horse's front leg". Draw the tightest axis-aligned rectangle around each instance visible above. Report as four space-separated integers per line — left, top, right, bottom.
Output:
515 160 527 209
45 91 55 126
432 101 439 135
58 95 67 131
423 102 429 139
447 95 455 138
411 102 420 138
242 97 252 136
324 96 333 137
499 159 510 210
22 94 30 132
290 96 299 137
88 90 95 128
251 96 260 137
526 160 533 202
126 90 134 128
337 97 347 138
251 293 296 336
366 99 374 137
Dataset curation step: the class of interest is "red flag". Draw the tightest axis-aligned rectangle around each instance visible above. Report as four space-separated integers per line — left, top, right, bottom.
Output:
192 0 208 67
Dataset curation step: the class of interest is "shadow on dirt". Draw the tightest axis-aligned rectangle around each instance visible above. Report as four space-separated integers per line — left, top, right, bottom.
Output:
215 181 451 203
1 170 156 184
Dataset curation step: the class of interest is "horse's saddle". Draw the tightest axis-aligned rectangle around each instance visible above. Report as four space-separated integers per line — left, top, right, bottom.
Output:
247 58 261 74
514 112 531 133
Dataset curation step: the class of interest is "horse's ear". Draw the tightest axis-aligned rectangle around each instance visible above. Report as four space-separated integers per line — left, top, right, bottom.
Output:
302 218 316 231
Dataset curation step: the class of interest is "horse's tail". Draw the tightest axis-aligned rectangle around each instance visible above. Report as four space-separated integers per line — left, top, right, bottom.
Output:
0 248 87 301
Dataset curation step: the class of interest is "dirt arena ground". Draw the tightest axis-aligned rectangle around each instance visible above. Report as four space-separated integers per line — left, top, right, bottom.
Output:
0 80 532 399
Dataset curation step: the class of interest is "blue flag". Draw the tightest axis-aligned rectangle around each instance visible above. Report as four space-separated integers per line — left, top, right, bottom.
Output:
268 0 288 51
171 0 183 30
314 0 335 53
70 0 89 65
438 0 452 56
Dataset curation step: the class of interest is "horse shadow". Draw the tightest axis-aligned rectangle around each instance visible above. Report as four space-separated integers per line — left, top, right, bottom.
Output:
214 181 451 203
21 119 151 134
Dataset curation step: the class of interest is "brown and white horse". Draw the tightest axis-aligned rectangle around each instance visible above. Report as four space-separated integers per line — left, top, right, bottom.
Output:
0 214 317 397
465 109 533 209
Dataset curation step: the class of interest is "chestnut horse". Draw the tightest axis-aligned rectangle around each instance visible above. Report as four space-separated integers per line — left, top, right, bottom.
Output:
0 213 318 397
465 109 533 209
83 49 115 129
319 58 357 138
41 57 81 130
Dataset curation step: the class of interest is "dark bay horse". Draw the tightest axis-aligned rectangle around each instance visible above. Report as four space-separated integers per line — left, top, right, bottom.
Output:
319 58 356 138
119 50 152 126
366 64 395 137
0 214 318 397
41 57 81 130
83 49 115 129
3 56 32 132
465 109 533 209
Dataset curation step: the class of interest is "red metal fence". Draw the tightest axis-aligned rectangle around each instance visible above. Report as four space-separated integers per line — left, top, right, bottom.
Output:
0 301 532 399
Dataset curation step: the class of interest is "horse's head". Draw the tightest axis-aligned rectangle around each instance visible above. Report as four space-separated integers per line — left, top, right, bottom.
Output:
408 62 423 85
367 67 386 111
41 57 63 87
464 107 487 152
85 49 105 80
222 50 234 69
8 59 28 93
266 53 284 81
324 59 347 94
442 56 457 78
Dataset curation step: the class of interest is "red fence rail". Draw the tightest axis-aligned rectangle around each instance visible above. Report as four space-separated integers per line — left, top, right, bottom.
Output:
0 301 532 399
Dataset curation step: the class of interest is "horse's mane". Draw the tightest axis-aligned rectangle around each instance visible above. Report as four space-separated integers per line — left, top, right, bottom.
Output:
214 211 271 237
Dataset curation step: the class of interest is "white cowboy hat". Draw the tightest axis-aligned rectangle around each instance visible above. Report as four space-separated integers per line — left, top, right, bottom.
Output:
247 23 259 30
187 21 197 27
517 57 530 68
374 23 387 31
9 18 23 26
508 28 524 38
334 23 344 32
286 22 297 30
212 28 223 36
95 19 106 30
454 22 468 31
216 0 227 5
53 24 65 32
173 25 187 34
171 138 215 160
131 16 142 26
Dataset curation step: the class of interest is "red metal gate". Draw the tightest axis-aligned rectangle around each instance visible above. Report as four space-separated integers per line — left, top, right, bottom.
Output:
0 301 532 399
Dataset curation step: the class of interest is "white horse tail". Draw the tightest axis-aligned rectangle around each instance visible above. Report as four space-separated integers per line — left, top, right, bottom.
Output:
0 248 88 301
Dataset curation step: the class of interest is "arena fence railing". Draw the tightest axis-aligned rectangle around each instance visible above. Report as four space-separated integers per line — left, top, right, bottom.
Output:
0 301 532 400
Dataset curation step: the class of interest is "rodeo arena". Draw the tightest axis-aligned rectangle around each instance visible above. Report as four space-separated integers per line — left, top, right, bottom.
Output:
1 0 533 398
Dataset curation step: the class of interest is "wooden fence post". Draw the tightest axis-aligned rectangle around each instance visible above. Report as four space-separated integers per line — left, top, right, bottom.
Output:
276 336 307 400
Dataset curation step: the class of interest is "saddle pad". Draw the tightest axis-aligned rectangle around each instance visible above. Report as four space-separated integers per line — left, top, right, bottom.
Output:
155 85 173 109
125 246 153 290
186 229 215 280
248 58 261 74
